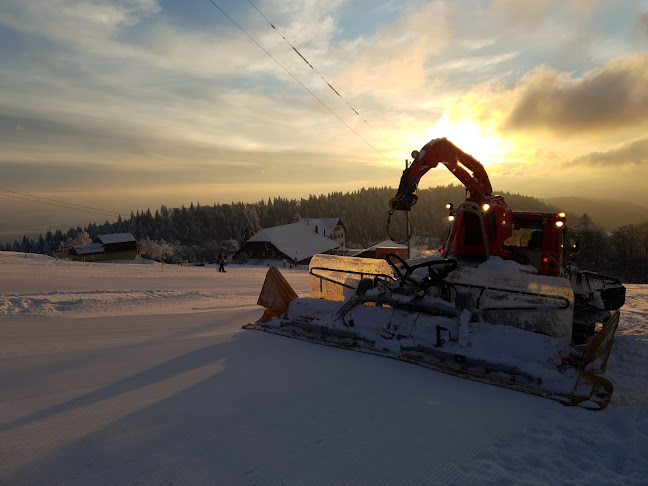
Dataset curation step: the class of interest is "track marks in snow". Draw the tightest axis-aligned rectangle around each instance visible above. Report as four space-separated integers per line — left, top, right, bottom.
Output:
0 289 245 316
609 285 648 407
0 360 225 478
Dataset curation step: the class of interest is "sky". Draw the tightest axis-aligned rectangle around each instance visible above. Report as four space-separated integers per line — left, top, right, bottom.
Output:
1 0 647 240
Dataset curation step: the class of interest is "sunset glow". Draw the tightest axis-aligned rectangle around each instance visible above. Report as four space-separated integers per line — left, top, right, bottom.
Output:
0 0 647 239
427 115 512 166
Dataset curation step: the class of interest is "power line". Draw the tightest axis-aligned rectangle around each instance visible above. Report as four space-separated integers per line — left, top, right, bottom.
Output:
0 188 123 219
0 188 122 215
206 0 390 161
246 0 393 148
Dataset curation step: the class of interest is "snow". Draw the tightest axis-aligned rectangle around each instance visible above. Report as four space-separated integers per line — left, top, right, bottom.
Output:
95 233 136 244
367 239 408 249
301 218 341 237
1 251 647 485
70 242 104 255
478 255 538 273
247 221 339 261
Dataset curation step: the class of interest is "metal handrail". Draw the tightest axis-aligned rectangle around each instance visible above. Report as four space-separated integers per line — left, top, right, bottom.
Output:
451 281 571 310
309 266 395 290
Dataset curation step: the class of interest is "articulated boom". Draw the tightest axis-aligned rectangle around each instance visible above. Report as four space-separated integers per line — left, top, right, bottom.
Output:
391 138 516 262
389 138 493 213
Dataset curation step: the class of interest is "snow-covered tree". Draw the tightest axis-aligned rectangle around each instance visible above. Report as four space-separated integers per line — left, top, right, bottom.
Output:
64 231 91 247
138 237 174 261
220 238 239 254
152 239 174 262
238 205 262 245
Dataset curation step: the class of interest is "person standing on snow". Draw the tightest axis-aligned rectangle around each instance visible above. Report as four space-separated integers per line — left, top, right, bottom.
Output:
218 253 226 273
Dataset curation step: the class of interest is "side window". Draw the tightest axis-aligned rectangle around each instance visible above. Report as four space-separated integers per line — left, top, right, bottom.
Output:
462 212 482 246
488 212 497 242
505 228 537 247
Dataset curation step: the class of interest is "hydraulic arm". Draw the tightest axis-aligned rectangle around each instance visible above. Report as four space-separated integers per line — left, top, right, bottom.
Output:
389 138 493 213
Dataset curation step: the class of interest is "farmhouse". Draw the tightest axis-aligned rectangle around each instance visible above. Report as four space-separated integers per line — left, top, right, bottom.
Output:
236 221 340 264
68 233 137 262
52 246 72 259
301 218 346 248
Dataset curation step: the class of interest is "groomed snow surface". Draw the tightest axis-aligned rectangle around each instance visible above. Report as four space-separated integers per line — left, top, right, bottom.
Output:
1 252 647 485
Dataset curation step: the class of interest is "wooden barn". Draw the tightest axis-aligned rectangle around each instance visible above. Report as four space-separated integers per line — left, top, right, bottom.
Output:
69 233 137 262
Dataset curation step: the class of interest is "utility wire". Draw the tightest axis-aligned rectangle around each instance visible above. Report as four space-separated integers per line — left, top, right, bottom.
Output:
246 0 392 148
206 0 390 161
0 188 122 219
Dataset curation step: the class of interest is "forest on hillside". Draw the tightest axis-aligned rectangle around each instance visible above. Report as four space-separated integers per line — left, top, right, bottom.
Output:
4 185 648 283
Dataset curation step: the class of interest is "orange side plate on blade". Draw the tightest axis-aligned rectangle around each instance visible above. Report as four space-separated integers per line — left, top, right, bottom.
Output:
257 266 298 323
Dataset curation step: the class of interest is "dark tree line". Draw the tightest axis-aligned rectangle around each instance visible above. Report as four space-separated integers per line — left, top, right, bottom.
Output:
3 186 647 283
570 216 648 284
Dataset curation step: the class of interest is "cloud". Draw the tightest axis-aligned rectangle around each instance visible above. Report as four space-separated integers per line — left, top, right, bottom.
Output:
263 0 345 46
503 54 648 133
635 11 648 37
329 0 623 113
0 148 368 189
490 0 557 29
2 0 648 217
0 0 160 41
566 137 648 167
0 0 379 157
334 1 455 98
0 0 345 88
443 54 648 140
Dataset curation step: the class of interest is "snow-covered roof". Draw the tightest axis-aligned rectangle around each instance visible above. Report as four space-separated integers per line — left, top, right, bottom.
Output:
71 243 104 255
368 239 408 250
95 233 136 245
248 222 339 261
301 218 341 237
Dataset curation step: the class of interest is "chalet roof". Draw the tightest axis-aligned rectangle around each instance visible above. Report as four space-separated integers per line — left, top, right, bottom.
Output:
95 233 136 245
368 239 408 250
71 243 104 255
301 218 342 237
248 222 339 261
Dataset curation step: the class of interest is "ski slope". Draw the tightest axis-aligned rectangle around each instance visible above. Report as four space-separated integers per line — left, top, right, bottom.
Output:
0 252 646 485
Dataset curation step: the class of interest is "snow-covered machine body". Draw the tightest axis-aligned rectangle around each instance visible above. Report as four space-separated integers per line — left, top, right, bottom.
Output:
246 138 625 409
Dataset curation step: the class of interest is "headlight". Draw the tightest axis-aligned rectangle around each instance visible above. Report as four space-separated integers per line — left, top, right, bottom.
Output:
555 221 564 228
482 203 490 212
448 215 455 222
